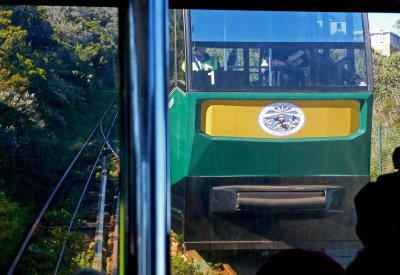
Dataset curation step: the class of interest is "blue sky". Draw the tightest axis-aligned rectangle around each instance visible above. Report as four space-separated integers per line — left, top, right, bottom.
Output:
369 13 400 34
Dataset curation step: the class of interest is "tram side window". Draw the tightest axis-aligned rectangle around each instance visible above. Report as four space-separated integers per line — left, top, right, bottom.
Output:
256 47 311 87
249 48 261 84
310 47 367 86
189 46 251 90
226 48 244 71
186 44 367 90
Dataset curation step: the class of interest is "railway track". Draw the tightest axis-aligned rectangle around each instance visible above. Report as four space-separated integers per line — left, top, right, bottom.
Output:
7 99 120 274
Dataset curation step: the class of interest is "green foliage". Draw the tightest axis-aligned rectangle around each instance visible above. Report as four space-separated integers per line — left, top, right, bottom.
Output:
72 248 95 269
0 192 29 270
175 233 184 245
0 5 118 197
23 226 88 274
373 52 400 121
0 9 30 92
169 9 185 88
107 152 120 177
370 50 400 179
43 208 72 226
375 52 400 90
43 6 119 92
0 6 119 273
171 255 203 275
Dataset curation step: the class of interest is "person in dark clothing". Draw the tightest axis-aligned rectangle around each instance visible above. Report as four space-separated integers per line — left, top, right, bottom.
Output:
74 268 104 275
260 48 309 86
345 146 400 274
272 48 309 86
375 146 400 182
256 248 344 275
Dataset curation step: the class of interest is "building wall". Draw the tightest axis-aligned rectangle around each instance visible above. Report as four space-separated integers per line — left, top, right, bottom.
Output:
371 31 400 56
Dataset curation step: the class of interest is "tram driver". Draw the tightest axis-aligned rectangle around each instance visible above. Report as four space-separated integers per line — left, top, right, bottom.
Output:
181 46 220 72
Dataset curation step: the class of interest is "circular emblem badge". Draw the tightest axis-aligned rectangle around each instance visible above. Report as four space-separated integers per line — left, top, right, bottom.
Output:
258 102 305 136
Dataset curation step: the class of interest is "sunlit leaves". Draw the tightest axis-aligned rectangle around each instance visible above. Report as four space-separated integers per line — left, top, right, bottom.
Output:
0 6 118 271
43 6 118 89
373 51 400 127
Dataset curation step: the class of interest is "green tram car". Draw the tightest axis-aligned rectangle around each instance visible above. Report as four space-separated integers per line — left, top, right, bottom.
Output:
169 10 373 252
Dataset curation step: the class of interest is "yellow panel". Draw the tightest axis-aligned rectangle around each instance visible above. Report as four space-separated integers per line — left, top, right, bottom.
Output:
201 100 360 138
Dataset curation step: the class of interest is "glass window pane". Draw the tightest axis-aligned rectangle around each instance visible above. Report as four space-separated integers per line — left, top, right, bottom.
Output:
191 11 364 43
186 11 368 91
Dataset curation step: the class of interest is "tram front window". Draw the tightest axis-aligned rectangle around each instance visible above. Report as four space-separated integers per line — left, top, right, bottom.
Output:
189 44 367 90
187 10 368 91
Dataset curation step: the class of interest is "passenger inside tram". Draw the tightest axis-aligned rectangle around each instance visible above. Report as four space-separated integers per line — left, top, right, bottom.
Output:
256 248 344 275
260 48 310 86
